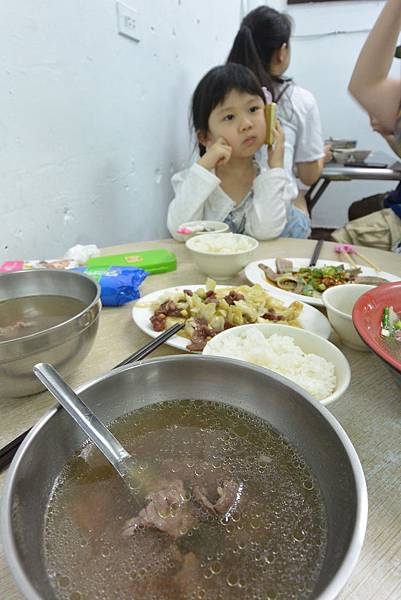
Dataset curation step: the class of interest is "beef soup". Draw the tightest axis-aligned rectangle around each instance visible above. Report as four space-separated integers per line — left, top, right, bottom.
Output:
0 295 87 341
43 400 328 600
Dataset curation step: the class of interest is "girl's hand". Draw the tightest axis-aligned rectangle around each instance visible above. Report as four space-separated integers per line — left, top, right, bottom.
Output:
267 120 285 169
197 137 232 171
323 143 333 163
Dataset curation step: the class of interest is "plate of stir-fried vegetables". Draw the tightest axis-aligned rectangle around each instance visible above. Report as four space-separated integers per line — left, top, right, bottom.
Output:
132 279 331 352
245 258 397 307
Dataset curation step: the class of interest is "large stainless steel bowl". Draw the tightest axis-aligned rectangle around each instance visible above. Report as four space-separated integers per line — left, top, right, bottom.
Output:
1 355 367 600
0 269 101 398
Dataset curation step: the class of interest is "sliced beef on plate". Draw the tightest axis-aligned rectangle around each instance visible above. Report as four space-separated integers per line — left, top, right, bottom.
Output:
258 263 280 282
354 275 388 285
275 258 294 274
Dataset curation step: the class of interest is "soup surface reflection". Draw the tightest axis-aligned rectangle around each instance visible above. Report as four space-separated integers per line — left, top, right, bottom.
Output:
0 295 87 340
44 400 328 600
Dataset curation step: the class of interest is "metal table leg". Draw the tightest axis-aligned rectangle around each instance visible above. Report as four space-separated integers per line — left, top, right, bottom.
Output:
305 178 331 216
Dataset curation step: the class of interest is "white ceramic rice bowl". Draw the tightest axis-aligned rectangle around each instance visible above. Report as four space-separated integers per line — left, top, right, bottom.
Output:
203 323 351 406
185 233 259 280
322 284 375 351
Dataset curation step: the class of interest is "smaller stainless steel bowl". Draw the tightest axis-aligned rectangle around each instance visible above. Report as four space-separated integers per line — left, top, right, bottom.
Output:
0 270 101 398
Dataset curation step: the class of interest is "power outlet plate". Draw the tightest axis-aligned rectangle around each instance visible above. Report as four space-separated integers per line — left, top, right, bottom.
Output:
116 2 141 42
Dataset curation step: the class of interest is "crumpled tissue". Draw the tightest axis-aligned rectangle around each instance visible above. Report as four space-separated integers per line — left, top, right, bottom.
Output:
64 244 100 265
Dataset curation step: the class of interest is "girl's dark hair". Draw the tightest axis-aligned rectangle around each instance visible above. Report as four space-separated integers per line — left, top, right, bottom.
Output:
192 63 265 156
226 5 292 101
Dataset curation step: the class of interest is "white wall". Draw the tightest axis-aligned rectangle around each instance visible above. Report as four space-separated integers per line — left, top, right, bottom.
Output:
1 1 397 262
287 0 399 228
0 0 242 262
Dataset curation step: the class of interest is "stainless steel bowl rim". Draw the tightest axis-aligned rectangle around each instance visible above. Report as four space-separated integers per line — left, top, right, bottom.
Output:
1 354 368 600
0 270 101 348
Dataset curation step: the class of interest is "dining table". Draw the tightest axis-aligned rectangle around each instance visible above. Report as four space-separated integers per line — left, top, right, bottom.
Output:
0 236 400 600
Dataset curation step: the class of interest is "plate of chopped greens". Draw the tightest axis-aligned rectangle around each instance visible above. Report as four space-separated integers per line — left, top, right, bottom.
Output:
245 258 399 307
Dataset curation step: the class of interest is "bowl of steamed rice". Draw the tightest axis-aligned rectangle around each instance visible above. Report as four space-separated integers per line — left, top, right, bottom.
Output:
185 232 259 280
203 323 351 406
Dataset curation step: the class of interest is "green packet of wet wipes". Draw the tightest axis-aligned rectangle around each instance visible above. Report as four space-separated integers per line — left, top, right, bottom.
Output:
86 249 176 274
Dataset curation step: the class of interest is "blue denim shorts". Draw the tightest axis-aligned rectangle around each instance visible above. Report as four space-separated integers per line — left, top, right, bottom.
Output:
281 205 311 239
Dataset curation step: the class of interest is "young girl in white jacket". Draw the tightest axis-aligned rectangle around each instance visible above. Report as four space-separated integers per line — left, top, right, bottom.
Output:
167 63 308 241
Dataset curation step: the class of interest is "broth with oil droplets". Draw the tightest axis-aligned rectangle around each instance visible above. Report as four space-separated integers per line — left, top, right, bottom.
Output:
44 400 328 600
0 295 87 341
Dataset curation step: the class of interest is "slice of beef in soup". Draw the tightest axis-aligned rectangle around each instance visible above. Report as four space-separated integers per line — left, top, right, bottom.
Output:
193 480 244 518
174 551 202 596
122 479 197 539
0 321 35 338
275 258 294 274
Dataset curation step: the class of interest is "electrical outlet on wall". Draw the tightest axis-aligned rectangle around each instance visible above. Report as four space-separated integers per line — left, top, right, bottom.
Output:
116 2 141 42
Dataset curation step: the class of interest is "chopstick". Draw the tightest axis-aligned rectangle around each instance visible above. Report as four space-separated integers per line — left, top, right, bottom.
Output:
309 239 324 266
0 322 184 472
114 322 184 367
353 251 380 272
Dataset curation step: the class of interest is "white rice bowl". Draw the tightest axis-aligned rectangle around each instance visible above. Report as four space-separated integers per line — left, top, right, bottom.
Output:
203 323 350 405
185 233 259 280
188 232 256 254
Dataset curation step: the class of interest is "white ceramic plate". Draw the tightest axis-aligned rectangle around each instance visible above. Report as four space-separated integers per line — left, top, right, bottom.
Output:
132 284 332 352
245 258 400 307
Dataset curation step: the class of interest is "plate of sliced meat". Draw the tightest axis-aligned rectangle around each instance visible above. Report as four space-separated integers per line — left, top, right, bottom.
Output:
132 282 332 352
244 258 399 307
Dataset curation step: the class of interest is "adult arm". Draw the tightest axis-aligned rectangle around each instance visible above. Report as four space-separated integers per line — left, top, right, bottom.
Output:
293 94 325 186
297 159 324 186
349 0 401 130
167 164 225 240
245 168 291 240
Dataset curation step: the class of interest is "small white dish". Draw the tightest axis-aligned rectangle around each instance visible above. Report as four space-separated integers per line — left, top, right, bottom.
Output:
332 149 371 163
326 138 357 150
203 323 351 406
175 220 229 242
322 284 375 351
186 233 259 280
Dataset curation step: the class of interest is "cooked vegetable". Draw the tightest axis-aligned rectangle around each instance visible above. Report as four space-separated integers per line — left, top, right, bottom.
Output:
258 259 381 298
381 306 401 340
381 307 391 337
140 280 304 351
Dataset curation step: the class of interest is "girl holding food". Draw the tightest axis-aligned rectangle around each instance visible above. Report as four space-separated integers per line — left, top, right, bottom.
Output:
167 63 311 241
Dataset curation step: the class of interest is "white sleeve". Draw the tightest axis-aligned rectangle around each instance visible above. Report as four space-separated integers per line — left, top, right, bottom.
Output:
294 98 324 164
245 168 291 240
167 163 221 240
